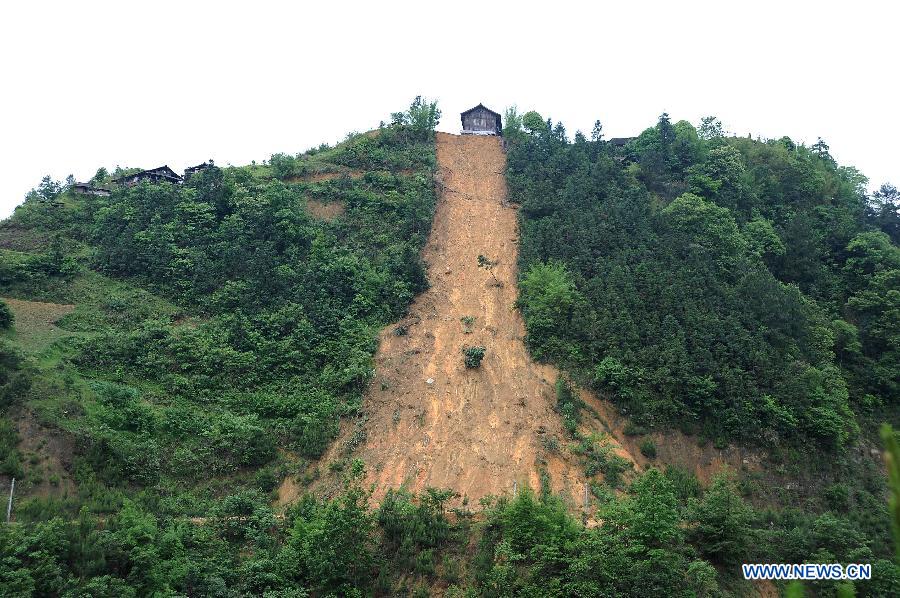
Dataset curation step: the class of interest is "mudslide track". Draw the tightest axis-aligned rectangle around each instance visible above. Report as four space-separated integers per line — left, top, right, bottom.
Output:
305 132 636 506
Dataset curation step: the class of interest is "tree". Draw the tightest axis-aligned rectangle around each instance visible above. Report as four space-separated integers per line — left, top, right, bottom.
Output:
880 424 900 564
622 468 682 549
90 167 110 185
591 119 604 142
743 215 786 262
660 192 746 268
522 111 546 135
811 137 833 163
688 145 751 214
843 231 900 292
28 175 62 202
517 262 583 359
869 183 900 243
657 113 675 148
391 95 441 137
0 300 13 330
503 105 523 137
688 471 752 564
698 116 724 140
289 461 375 593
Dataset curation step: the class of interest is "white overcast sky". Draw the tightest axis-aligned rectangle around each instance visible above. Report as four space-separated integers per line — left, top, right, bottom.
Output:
1 1 896 217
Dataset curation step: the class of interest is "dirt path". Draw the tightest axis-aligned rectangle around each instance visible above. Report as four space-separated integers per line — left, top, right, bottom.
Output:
295 133 638 507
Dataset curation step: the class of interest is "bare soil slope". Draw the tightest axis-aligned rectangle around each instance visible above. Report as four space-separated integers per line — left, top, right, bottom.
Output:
309 133 635 505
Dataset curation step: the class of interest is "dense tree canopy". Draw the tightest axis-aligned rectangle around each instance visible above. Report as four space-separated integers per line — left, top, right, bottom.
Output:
507 112 897 449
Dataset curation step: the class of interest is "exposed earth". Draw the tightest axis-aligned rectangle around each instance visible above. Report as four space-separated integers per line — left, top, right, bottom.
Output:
300 132 641 507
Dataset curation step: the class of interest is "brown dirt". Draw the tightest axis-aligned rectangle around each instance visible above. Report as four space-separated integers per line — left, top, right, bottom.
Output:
8 409 76 501
287 168 416 184
0 224 49 252
304 199 346 221
291 132 639 508
287 169 365 183
581 393 760 484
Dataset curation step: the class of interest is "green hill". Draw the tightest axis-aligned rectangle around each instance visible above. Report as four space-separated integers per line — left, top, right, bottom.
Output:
0 100 898 596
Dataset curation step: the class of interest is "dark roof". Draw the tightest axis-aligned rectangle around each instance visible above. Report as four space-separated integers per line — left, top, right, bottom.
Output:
460 103 501 119
114 165 182 182
185 160 214 172
144 165 181 178
184 161 216 177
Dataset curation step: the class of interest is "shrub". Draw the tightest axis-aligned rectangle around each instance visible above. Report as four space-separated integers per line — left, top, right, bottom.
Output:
462 345 486 369
0 301 13 330
269 153 298 179
623 421 647 436
640 438 658 459
0 417 23 477
460 315 475 333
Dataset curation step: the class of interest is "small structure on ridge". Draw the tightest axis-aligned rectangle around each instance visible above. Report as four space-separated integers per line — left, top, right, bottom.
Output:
71 182 111 197
114 166 183 187
184 160 215 180
461 103 502 136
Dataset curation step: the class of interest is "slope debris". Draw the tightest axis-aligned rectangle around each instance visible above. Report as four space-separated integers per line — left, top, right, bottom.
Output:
310 133 637 505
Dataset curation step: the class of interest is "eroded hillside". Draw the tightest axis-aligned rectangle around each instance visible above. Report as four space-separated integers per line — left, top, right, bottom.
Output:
305 132 636 505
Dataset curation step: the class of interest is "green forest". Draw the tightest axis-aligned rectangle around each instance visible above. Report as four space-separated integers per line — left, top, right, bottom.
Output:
0 98 898 596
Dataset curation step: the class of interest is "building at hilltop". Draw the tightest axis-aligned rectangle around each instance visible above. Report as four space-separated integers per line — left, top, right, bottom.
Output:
184 160 215 180
114 166 182 187
461 103 502 135
71 182 111 197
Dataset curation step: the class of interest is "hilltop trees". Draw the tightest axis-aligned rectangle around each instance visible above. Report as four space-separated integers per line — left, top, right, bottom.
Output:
869 183 900 242
507 110 895 449
391 95 441 139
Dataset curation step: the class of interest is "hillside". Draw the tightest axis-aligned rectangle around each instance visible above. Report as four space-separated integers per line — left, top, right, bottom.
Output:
305 132 635 506
0 100 897 596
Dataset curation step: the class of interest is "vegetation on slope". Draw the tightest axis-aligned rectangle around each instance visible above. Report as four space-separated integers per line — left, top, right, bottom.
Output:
504 109 900 594
0 99 898 595
509 111 898 450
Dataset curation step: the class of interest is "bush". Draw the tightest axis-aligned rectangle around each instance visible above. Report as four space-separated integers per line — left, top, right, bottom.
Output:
0 417 23 477
640 438 658 459
462 345 486 369
0 300 13 330
623 421 647 436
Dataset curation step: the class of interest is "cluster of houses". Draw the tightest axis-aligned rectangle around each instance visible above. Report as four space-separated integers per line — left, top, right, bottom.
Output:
71 103 635 199
72 160 215 197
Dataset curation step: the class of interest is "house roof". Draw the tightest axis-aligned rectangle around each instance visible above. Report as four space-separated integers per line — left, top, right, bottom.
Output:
185 160 215 173
460 103 501 120
113 165 182 181
72 183 112 193
144 165 181 178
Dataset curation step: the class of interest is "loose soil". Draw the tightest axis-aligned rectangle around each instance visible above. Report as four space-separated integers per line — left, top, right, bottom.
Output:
287 168 416 184
6 409 76 503
287 169 365 184
304 199 346 221
294 133 638 508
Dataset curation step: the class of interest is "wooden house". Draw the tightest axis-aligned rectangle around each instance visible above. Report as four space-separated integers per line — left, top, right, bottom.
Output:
184 160 215 180
114 166 183 187
461 104 502 135
71 183 111 197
